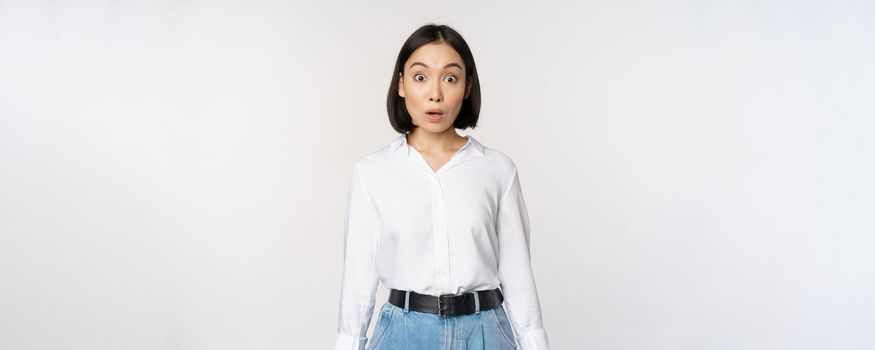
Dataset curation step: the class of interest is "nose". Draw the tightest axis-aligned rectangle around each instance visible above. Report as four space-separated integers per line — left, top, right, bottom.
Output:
428 80 443 102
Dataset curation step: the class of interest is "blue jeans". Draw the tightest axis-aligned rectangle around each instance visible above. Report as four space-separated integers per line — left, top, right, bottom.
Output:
365 299 519 350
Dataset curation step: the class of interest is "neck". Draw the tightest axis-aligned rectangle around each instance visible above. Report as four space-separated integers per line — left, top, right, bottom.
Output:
406 128 467 154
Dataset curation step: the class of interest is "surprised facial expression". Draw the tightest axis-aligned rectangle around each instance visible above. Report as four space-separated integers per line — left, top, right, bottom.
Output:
398 42 472 133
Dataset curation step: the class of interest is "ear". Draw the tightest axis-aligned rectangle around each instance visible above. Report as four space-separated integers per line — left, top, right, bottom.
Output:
397 72 405 98
464 78 472 99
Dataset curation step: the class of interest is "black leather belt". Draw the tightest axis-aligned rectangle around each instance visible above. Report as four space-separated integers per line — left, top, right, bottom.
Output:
388 288 504 318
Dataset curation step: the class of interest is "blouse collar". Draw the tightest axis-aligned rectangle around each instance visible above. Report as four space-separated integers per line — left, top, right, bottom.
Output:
391 133 485 158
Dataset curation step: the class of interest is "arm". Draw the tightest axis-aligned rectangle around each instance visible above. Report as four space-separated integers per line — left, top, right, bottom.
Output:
333 161 382 350
496 166 551 350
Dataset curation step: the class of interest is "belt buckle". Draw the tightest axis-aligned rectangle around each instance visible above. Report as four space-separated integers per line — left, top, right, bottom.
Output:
437 295 448 318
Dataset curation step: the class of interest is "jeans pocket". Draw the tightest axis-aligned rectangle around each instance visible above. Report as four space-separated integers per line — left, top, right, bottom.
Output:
489 306 518 349
365 302 397 350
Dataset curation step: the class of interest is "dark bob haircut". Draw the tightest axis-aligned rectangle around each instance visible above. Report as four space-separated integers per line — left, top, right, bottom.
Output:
387 24 481 134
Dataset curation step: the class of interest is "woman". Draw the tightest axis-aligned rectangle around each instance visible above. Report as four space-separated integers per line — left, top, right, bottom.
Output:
334 24 550 350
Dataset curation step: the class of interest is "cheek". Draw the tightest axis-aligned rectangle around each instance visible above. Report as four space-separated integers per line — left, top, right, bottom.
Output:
447 86 467 105
404 95 423 116
404 85 427 103
402 85 417 103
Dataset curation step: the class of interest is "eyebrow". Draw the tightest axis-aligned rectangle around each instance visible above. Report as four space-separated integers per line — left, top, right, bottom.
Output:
409 62 463 70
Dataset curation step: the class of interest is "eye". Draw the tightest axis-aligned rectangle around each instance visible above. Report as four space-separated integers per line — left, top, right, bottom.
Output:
414 74 425 81
445 75 458 83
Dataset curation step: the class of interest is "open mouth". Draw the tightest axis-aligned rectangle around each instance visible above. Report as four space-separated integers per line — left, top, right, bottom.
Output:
426 111 444 122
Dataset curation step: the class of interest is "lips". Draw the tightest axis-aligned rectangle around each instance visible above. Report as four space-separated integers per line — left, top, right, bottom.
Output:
425 109 444 122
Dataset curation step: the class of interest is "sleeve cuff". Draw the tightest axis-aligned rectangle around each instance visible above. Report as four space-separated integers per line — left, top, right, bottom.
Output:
333 332 368 350
516 327 550 350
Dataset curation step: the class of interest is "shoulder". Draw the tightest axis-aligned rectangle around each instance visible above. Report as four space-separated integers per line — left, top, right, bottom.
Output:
478 140 519 177
351 134 406 172
476 142 526 202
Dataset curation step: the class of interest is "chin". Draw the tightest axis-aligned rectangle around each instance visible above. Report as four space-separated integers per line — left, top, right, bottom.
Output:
416 122 452 134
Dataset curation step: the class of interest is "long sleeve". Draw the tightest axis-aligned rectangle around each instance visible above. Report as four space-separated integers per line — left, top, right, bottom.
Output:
496 166 550 350
334 161 382 350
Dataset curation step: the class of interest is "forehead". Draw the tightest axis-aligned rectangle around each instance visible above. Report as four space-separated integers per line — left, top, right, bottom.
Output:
405 42 464 70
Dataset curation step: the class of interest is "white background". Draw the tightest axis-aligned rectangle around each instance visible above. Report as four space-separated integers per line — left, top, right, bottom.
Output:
1 1 873 349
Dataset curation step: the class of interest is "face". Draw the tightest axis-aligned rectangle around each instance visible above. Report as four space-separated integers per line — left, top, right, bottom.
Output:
398 41 472 134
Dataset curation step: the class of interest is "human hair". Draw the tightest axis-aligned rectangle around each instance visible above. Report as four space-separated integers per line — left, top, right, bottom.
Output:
386 24 481 133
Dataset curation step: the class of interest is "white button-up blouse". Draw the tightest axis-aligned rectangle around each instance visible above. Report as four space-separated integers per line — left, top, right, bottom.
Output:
334 134 550 350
